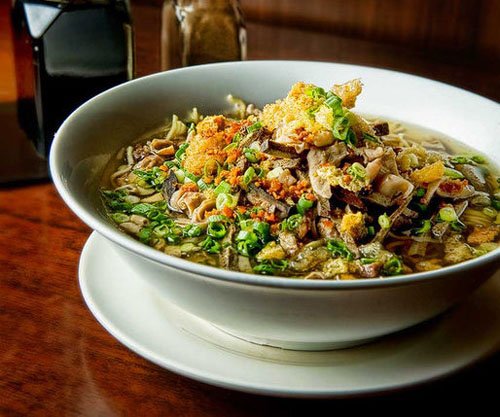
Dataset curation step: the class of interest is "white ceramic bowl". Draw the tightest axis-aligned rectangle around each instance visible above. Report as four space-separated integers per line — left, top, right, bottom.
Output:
50 61 500 350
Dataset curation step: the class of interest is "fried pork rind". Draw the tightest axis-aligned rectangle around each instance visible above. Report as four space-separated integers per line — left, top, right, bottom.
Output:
332 79 363 109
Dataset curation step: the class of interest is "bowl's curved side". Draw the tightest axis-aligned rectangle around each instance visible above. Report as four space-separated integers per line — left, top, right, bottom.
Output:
50 60 500 289
108 240 497 350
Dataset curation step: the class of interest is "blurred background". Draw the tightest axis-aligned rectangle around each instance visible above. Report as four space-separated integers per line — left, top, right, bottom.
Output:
135 0 500 97
1 0 499 183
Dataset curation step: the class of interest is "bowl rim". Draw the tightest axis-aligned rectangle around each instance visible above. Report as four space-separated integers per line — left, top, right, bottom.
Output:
50 60 500 289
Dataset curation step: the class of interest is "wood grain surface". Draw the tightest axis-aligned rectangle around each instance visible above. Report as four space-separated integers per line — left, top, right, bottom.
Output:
1 1 499 415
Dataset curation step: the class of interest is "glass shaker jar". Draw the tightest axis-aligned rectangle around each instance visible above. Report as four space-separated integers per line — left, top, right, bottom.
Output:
161 0 246 70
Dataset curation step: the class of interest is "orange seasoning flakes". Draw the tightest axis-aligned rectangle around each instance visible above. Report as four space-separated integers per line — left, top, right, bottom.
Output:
182 116 247 176
226 148 242 164
180 182 198 192
204 208 220 219
288 180 313 200
221 206 235 218
249 208 279 224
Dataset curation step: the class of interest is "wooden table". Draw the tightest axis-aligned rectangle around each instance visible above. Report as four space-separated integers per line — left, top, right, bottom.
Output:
1 1 499 414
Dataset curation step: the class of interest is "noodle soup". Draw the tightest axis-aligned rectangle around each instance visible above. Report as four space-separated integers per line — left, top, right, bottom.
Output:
100 80 500 279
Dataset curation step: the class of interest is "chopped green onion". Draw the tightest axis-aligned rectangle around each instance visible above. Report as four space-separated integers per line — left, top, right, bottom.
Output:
382 257 403 276
181 168 199 183
416 187 426 198
244 148 260 163
307 107 318 117
200 236 222 254
450 155 486 165
235 229 262 256
367 225 375 236
344 129 357 147
207 214 230 223
327 239 354 260
483 207 497 218
166 234 181 245
101 189 129 211
232 132 241 143
111 213 129 223
297 195 314 215
180 242 200 254
253 260 288 275
138 227 153 243
175 143 189 161
414 203 428 213
196 178 211 191
347 162 366 181
253 221 270 243
280 214 303 231
223 142 238 151
362 132 380 143
247 122 262 134
164 160 179 169
214 181 231 195
324 93 343 113
360 257 376 265
444 167 465 179
305 86 326 99
243 167 256 185
332 116 349 141
133 167 167 190
253 263 275 275
413 219 432 235
450 220 466 231
131 203 157 216
216 193 238 210
174 169 185 183
492 199 500 211
238 219 254 232
237 240 252 257
183 224 203 237
236 230 259 245
378 213 391 229
207 222 227 239
438 206 457 223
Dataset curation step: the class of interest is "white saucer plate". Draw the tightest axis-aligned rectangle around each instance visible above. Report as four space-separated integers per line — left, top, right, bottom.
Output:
79 232 500 398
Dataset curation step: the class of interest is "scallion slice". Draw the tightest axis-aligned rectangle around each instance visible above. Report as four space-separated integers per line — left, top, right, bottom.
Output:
244 148 260 163
444 167 464 179
216 193 238 210
326 239 354 260
347 162 366 180
247 122 262 134
413 219 431 235
207 222 227 239
243 167 256 185
382 257 403 276
378 213 391 229
175 143 189 161
297 195 314 214
438 206 457 223
214 181 231 195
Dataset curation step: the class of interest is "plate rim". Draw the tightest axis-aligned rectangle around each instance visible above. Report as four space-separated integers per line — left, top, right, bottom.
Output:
78 232 500 398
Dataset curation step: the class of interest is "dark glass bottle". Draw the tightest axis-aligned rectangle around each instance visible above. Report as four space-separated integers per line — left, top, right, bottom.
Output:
12 0 134 158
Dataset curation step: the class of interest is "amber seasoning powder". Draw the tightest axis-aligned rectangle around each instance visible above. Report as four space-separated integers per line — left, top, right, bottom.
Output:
161 0 247 69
